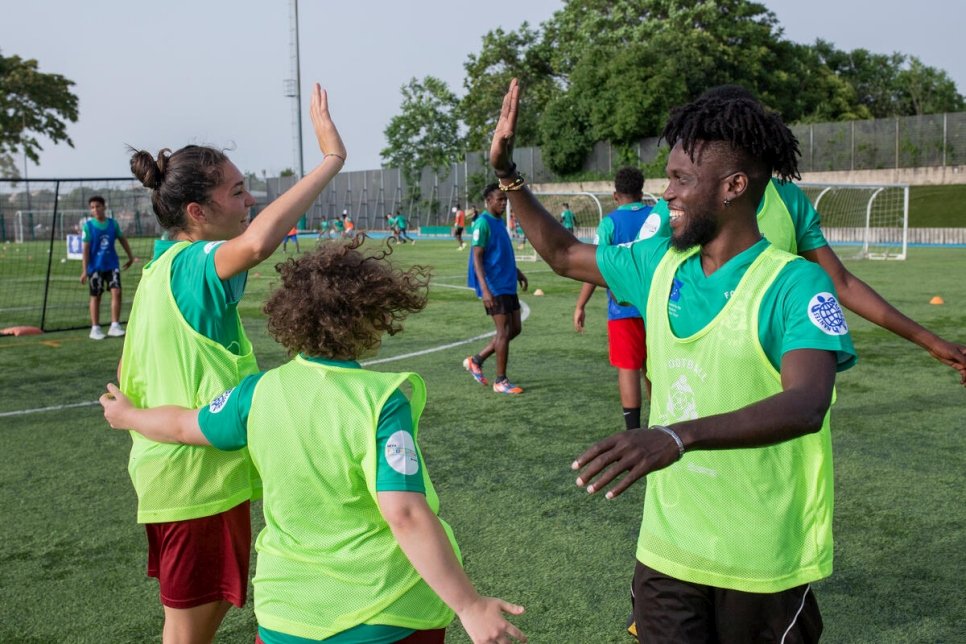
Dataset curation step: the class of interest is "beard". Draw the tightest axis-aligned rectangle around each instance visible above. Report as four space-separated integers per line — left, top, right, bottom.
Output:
671 211 718 251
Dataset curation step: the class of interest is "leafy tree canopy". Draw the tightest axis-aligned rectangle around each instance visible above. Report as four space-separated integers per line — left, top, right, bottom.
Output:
382 0 965 177
380 76 462 190
0 52 79 178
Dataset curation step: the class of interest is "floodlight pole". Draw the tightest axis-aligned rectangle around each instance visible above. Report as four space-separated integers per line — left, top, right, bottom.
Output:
287 0 306 228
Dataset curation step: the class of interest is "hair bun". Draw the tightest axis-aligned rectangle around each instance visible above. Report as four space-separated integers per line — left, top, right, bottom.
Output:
129 148 170 190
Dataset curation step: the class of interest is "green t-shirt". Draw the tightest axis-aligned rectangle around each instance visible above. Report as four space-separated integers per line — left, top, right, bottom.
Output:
648 178 828 253
151 239 248 353
597 236 856 372
560 209 575 229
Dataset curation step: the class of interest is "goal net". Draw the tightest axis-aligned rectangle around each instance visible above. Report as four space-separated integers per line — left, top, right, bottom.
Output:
797 183 909 260
14 209 106 244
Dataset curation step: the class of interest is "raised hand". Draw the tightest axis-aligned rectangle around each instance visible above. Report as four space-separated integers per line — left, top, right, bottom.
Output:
309 83 347 162
489 78 520 178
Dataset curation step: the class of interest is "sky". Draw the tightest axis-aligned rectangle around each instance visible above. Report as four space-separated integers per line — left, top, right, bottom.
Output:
3 0 964 180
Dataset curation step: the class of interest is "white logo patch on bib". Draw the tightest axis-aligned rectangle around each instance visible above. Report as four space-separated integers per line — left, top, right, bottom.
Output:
385 431 420 476
636 212 662 241
208 387 234 413
203 240 225 255
808 292 848 335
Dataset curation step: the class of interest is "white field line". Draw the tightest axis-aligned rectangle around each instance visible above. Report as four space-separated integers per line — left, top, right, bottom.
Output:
4 285 531 418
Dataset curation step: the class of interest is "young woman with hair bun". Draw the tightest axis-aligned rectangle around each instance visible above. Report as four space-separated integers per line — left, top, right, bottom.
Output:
119 83 345 642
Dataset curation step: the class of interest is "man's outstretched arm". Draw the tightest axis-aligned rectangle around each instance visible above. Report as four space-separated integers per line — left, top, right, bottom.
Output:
489 79 604 287
802 245 966 386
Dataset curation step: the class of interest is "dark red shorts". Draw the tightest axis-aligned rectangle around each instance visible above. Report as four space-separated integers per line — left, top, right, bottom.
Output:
608 317 646 370
254 627 445 643
632 561 823 643
145 501 251 609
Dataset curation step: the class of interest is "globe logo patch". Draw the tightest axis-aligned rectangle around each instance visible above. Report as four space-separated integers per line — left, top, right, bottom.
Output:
637 212 662 240
385 431 420 476
808 292 848 335
208 387 234 413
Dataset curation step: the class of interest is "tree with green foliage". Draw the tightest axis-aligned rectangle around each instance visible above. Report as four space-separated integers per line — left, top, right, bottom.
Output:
0 51 79 179
537 0 798 174
810 41 964 118
381 76 463 195
460 24 558 153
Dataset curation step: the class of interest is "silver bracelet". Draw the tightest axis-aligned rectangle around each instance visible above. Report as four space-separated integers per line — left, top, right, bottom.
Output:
650 425 685 460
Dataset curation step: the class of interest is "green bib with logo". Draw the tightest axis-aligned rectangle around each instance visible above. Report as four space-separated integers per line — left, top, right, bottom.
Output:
248 357 456 640
641 245 834 592
120 241 260 523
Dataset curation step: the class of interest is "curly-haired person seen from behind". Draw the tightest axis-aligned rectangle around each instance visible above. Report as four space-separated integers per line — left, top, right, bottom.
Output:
102 238 528 644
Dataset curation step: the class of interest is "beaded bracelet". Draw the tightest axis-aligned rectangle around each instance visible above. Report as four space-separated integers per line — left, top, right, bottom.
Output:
498 175 526 192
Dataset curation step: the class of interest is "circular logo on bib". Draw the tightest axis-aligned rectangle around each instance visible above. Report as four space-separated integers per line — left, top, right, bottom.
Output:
636 212 662 241
385 431 420 476
808 292 848 335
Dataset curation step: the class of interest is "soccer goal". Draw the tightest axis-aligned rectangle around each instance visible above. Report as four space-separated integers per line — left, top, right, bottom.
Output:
13 209 106 243
797 183 909 260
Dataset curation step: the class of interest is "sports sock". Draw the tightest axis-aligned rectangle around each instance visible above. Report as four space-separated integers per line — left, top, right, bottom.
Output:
472 354 484 366
622 407 641 431
495 375 508 383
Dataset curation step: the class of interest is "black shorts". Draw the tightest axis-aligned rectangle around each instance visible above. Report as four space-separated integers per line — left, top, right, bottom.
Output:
632 561 823 643
454 226 464 235
484 293 520 316
88 269 121 296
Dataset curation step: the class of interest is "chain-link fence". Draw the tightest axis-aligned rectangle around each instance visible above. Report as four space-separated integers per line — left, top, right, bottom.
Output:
0 178 160 331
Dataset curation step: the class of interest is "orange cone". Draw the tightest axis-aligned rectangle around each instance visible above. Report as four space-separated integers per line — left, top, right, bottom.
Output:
929 296 945 305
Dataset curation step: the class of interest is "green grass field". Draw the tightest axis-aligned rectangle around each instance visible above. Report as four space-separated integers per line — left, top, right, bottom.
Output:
1 239 964 642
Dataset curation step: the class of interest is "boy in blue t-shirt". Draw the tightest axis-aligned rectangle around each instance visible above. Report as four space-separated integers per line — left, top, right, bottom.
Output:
80 195 136 340
464 183 529 394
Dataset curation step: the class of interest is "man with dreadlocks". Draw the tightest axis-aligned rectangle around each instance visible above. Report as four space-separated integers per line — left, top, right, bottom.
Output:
489 79 856 642
641 85 966 386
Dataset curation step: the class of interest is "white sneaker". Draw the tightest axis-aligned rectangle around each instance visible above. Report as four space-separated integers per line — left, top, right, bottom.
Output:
90 325 106 340
108 323 126 337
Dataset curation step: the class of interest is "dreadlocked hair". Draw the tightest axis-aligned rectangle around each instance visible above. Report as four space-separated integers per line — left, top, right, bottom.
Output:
661 96 801 183
264 235 431 360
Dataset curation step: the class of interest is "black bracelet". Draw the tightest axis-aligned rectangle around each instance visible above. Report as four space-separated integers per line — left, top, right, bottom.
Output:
494 162 517 179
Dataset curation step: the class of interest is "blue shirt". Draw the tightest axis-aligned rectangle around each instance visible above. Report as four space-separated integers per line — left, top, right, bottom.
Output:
596 202 655 320
467 212 518 297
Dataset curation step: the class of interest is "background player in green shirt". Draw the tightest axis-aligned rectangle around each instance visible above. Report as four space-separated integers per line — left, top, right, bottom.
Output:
559 203 575 233
489 78 856 642
102 239 526 644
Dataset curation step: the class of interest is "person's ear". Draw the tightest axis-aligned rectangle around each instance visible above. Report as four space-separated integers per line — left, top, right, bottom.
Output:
724 172 748 202
185 202 206 224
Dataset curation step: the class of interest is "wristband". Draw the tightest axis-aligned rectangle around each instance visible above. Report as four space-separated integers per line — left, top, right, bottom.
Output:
650 425 685 460
498 175 526 192
494 162 517 179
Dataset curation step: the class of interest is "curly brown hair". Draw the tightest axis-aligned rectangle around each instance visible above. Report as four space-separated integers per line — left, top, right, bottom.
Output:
263 236 430 360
